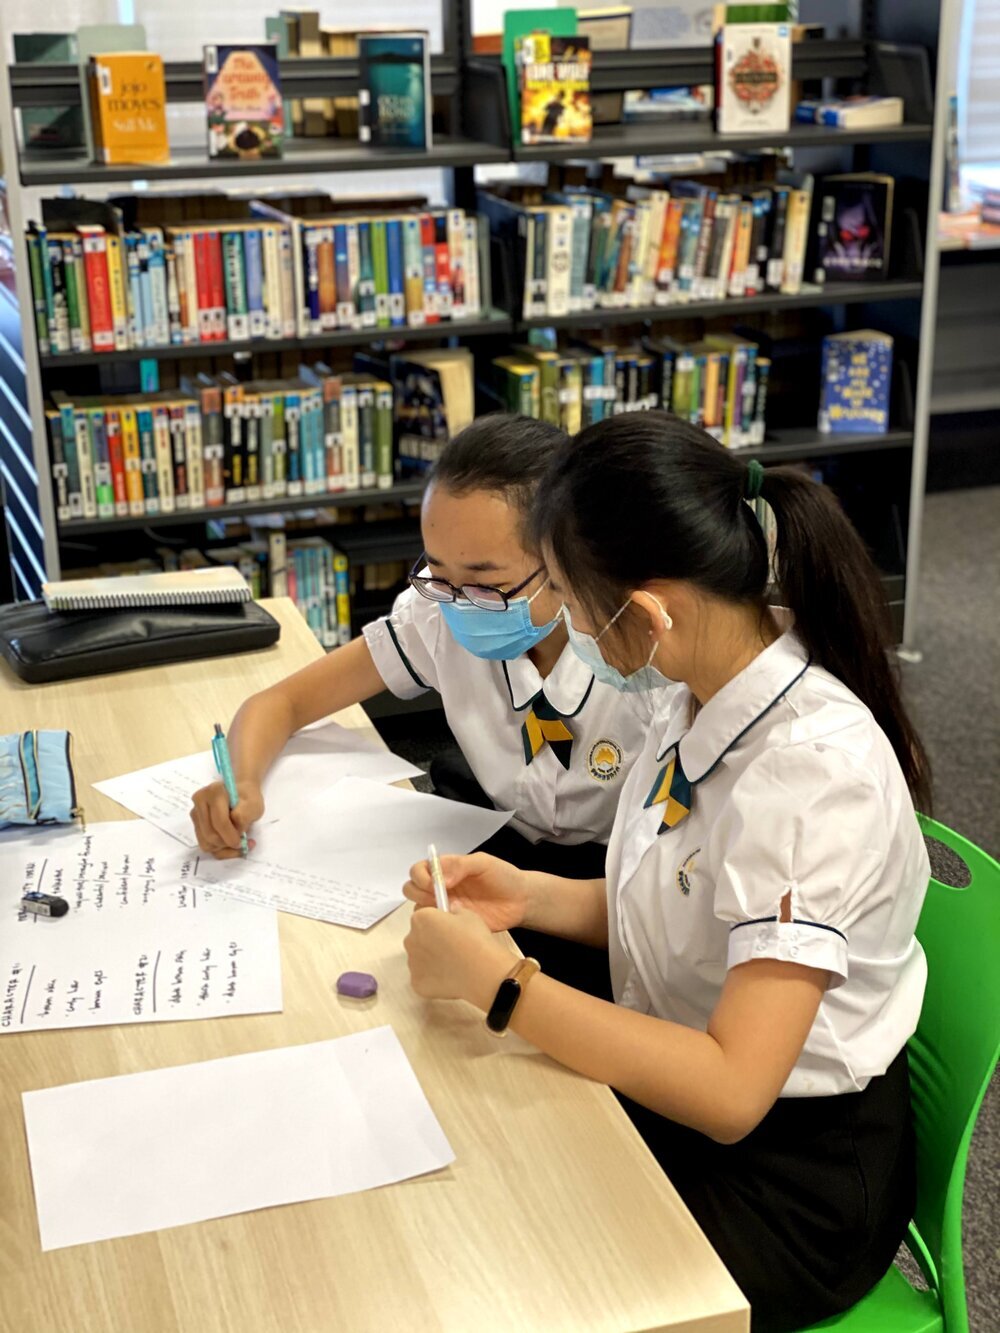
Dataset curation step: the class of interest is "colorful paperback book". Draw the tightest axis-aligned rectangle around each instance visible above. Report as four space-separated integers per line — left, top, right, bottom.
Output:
357 33 432 150
88 52 169 165
814 174 894 283
818 331 893 435
717 23 791 135
518 32 592 146
204 43 283 159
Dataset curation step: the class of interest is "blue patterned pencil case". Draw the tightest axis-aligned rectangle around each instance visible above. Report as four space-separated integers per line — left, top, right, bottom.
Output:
0 731 80 830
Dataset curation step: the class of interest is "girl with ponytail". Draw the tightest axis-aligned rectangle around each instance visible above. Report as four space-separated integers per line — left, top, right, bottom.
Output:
401 412 931 1331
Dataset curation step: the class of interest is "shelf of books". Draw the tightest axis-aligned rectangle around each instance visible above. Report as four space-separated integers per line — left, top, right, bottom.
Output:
0 2 947 661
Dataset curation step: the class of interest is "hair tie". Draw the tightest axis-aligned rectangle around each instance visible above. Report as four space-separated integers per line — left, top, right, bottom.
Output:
744 459 765 502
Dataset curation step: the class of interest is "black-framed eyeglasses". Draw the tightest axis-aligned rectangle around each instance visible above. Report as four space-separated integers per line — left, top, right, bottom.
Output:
408 557 546 612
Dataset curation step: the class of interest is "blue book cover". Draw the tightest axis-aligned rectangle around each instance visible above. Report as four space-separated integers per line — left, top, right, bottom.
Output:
243 229 265 337
333 223 351 327
357 34 431 149
818 332 892 435
386 218 406 327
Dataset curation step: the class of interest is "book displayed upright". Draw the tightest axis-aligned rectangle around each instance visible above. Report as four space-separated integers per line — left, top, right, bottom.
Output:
75 23 148 161
814 174 894 283
204 44 284 159
518 33 592 146
716 22 791 135
88 52 169 166
818 330 893 435
357 33 432 150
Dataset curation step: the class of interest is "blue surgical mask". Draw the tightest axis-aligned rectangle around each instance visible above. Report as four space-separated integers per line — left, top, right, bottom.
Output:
439 580 560 660
564 598 674 693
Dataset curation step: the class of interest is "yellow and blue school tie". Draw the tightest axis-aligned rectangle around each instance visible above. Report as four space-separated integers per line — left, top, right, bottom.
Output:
644 747 692 832
521 691 575 770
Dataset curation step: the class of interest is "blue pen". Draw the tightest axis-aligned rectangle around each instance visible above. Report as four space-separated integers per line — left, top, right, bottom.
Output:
212 723 249 858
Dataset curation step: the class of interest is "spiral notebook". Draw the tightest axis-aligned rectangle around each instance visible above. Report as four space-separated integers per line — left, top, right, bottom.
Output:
42 568 252 612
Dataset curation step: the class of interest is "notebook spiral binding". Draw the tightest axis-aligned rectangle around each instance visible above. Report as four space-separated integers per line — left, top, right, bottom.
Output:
46 586 253 612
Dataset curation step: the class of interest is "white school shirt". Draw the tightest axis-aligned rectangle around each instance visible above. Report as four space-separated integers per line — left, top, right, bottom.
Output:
605 623 929 1097
363 587 657 844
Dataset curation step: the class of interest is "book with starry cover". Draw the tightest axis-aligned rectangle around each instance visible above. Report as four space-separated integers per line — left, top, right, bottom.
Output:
203 43 284 159
818 331 893 435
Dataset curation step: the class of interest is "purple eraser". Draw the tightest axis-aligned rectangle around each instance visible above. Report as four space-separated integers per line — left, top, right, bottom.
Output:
336 970 378 999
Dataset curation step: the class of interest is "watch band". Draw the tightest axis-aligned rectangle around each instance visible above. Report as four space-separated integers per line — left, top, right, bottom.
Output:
485 957 540 1037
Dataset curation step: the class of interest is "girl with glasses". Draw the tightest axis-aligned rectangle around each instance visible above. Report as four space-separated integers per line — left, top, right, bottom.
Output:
191 414 660 992
402 412 930 1332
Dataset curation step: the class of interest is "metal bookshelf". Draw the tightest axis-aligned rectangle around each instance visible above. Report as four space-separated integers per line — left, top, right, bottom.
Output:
0 0 953 654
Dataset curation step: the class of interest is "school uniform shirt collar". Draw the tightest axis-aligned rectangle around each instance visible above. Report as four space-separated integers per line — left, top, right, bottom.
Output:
670 620 810 784
502 639 596 716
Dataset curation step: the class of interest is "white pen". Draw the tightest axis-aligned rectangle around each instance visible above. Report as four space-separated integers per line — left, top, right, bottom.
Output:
428 844 449 912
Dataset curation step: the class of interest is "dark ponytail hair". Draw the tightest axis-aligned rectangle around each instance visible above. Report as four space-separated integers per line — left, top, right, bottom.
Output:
533 411 930 810
430 414 566 535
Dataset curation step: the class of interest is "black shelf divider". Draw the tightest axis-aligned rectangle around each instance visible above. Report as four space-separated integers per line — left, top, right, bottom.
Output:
39 309 514 371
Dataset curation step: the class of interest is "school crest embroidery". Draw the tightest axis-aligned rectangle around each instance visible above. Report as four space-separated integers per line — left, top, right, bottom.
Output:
587 738 623 782
676 847 701 896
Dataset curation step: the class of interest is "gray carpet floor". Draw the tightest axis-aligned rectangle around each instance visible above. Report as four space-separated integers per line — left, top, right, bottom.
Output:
374 484 1000 1327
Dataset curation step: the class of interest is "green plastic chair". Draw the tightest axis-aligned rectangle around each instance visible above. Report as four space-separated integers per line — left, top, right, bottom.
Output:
801 816 1000 1333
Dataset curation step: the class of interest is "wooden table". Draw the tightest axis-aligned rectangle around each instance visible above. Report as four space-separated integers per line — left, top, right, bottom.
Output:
0 598 749 1333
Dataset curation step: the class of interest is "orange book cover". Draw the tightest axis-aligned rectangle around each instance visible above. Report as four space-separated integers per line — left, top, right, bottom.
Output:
89 52 169 165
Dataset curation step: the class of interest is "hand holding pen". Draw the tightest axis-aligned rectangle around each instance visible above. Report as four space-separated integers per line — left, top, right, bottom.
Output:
211 723 249 858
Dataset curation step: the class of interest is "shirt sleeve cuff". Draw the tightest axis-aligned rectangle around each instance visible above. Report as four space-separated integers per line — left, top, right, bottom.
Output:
727 918 848 988
362 618 432 700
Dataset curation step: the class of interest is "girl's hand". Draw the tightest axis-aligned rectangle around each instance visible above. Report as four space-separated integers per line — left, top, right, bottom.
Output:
190 779 263 858
404 903 513 1004
403 852 532 932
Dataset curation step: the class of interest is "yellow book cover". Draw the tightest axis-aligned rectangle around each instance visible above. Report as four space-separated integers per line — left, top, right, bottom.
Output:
119 404 145 515
518 32 592 146
89 52 169 165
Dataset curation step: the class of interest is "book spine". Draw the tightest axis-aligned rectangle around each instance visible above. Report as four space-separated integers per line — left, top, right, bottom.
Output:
269 530 288 599
243 229 265 339
547 207 572 317
529 211 548 316
223 384 245 504
260 394 275 500
752 357 770 444
60 239 84 353
433 214 452 320
372 219 390 329
271 392 287 498
259 225 281 339
46 411 71 523
692 191 717 298
193 232 214 343
55 401 82 518
152 405 175 512
45 239 71 354
124 233 143 347
105 233 130 351
301 390 320 495
375 382 393 489
357 221 377 328
780 189 811 296
420 214 438 324
464 216 481 318
136 407 159 515
333 223 352 329
340 385 360 490
206 230 226 341
74 411 97 519
118 406 144 516
89 409 115 518
147 230 169 346
322 378 343 491
346 222 362 330
26 231 51 356
201 390 225 506
166 242 183 345
313 226 333 332
403 217 425 326
244 395 261 502
448 209 466 321
285 393 303 497
386 219 406 328
136 230 154 345
222 230 250 341
169 404 189 508
333 549 351 646
184 401 206 509
627 198 651 307
357 386 375 487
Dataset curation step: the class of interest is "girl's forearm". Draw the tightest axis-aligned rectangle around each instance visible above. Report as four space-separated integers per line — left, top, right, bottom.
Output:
523 872 609 947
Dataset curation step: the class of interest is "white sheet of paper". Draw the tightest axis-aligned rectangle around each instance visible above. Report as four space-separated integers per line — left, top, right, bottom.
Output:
93 720 424 846
0 822 281 1034
23 1025 454 1251
194 776 512 929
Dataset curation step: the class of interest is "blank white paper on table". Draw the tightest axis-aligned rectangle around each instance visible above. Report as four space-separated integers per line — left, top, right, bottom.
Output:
194 776 512 929
23 1026 454 1251
0 822 281 1034
93 720 424 846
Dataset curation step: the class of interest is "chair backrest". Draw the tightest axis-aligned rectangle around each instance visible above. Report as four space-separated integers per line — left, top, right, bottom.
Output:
908 815 1000 1333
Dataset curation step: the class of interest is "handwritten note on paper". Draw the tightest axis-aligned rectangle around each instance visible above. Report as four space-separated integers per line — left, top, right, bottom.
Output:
195 777 512 929
23 1026 454 1251
0 823 281 1034
93 720 424 846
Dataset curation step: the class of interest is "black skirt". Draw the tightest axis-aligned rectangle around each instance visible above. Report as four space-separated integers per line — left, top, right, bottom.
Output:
618 1047 916 1333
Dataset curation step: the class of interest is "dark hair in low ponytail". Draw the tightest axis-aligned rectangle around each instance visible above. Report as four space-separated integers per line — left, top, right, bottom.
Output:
533 411 930 810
